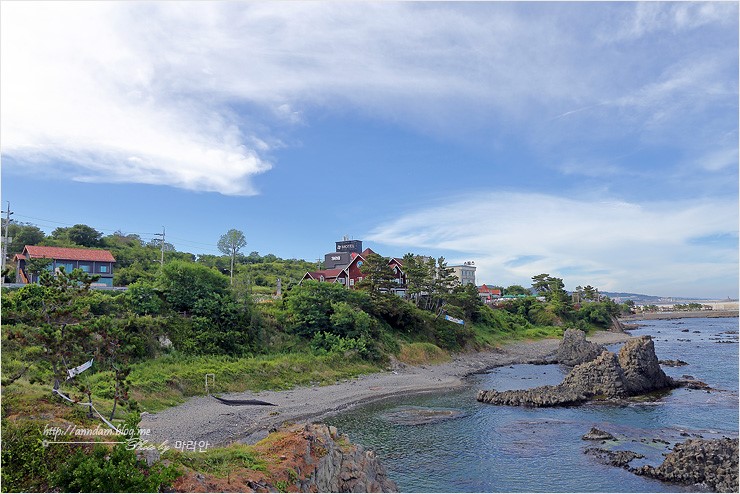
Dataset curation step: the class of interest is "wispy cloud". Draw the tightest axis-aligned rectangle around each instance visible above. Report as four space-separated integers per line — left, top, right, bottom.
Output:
367 191 738 297
604 1 738 43
1 2 736 195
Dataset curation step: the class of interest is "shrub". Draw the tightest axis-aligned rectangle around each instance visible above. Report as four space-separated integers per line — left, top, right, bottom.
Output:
157 260 229 312
124 280 164 316
397 342 449 365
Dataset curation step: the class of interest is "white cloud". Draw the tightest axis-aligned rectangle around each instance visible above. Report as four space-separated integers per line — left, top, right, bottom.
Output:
606 1 737 42
1 2 736 195
366 191 738 298
698 147 739 172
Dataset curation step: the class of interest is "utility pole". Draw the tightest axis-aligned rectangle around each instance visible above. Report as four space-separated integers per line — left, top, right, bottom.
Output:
153 226 165 267
1 201 14 276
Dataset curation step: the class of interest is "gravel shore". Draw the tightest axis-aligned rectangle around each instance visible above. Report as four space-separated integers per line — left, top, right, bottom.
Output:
140 331 633 447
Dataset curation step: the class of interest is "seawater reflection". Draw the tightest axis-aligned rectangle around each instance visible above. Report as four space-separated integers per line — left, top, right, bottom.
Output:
325 318 738 492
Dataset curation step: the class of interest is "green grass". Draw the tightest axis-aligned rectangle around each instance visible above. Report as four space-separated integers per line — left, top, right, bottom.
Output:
124 352 381 412
397 342 450 366
471 322 564 348
165 443 266 477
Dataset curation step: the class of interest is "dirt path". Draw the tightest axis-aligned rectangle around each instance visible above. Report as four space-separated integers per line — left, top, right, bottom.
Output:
139 331 633 447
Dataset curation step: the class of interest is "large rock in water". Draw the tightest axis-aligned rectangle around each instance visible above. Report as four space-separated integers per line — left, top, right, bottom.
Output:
561 351 628 398
617 336 674 395
556 329 606 366
478 336 675 407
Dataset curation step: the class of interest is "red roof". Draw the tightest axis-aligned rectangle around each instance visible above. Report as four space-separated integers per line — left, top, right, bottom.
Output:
478 284 501 295
361 248 376 257
22 245 116 263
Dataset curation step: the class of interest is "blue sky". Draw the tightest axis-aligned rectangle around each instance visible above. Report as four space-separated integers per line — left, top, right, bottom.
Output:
1 1 738 298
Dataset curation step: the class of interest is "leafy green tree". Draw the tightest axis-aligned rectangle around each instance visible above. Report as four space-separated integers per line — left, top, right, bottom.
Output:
217 229 247 285
531 273 568 303
582 285 597 301
50 224 103 247
156 260 229 312
189 293 253 354
401 253 430 306
504 284 530 296
6 222 46 255
428 257 458 312
124 280 164 315
446 283 483 321
359 253 396 293
283 281 369 338
329 301 376 339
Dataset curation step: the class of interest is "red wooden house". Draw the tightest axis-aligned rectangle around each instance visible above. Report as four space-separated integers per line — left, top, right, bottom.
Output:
300 247 407 295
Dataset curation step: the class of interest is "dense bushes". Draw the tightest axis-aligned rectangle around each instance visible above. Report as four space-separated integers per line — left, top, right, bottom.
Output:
0 416 179 493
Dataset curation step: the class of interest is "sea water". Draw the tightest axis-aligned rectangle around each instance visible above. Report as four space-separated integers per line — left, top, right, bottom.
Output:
325 318 739 492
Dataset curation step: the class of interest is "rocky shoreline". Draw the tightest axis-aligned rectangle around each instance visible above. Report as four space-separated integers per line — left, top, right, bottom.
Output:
583 430 739 493
477 333 676 407
140 331 633 448
172 423 398 493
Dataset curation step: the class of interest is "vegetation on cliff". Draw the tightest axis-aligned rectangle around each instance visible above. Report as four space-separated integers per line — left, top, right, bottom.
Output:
1 222 633 492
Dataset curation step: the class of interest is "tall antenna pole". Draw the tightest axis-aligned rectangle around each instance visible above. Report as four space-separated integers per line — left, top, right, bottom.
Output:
153 226 165 267
1 201 14 275
160 226 165 266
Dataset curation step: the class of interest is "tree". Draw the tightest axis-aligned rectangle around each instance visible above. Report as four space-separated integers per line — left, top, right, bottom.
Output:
430 257 459 311
217 229 247 285
505 284 530 296
582 285 597 301
25 257 53 280
50 224 103 247
532 273 567 299
359 253 396 293
7 222 46 255
402 253 430 306
156 260 229 312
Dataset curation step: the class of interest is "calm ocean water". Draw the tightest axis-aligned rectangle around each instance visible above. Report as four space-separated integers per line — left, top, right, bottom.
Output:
326 318 739 492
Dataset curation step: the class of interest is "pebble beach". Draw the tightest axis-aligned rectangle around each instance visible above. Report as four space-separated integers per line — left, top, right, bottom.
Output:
140 331 633 448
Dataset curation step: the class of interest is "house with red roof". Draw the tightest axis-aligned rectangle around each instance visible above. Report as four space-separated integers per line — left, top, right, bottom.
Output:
300 241 407 295
478 284 502 303
15 245 116 286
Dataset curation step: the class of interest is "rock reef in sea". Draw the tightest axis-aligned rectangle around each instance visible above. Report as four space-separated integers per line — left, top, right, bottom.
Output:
477 336 676 407
631 437 739 493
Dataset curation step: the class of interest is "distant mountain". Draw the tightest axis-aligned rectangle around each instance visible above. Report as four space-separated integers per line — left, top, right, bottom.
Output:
600 292 713 304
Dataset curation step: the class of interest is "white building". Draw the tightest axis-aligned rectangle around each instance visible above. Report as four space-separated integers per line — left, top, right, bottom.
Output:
450 262 476 286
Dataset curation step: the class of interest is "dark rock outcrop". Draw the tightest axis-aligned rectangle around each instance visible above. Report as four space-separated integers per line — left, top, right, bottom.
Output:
305 424 398 493
561 350 629 398
171 423 398 493
585 447 644 468
582 427 616 441
659 359 688 367
617 336 674 395
477 385 587 407
477 336 676 407
556 329 606 366
632 438 739 493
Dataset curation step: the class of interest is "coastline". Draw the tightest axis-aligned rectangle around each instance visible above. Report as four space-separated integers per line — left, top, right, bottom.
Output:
620 309 738 321
140 330 633 448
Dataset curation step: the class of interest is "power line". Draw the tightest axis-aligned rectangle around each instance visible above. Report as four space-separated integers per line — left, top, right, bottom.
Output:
10 213 221 254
